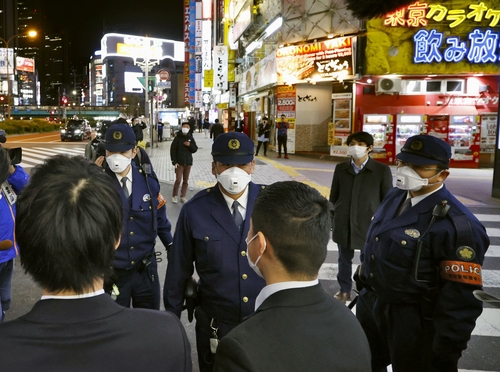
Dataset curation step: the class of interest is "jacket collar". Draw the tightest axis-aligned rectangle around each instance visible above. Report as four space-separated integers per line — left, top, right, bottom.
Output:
21 294 125 324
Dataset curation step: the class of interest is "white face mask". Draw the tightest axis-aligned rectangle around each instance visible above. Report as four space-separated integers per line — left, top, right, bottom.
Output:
216 166 252 194
347 145 368 160
396 166 442 191
181 127 190 134
106 154 132 174
246 233 266 279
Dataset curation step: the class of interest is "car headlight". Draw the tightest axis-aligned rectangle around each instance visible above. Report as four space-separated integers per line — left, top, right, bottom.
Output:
74 129 81 134
61 129 66 134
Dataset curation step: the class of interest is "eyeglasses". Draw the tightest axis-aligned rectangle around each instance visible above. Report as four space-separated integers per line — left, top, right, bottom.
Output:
396 160 439 172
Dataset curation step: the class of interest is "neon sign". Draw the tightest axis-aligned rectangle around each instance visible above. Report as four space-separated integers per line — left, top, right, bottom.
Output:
413 28 500 64
384 1 500 28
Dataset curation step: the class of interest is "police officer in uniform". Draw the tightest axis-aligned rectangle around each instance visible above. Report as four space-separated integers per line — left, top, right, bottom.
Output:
164 132 266 372
96 123 173 310
356 135 490 372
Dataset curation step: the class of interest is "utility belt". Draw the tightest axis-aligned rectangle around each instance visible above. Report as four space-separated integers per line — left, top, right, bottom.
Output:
195 305 238 354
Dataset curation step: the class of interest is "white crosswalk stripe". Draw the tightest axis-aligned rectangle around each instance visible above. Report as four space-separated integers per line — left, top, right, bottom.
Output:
18 147 85 168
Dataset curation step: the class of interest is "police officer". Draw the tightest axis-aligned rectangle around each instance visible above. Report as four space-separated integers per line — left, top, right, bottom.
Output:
96 123 173 310
164 132 266 372
356 135 490 372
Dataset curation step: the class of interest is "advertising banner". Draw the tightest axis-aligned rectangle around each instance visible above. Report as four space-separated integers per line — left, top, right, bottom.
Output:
276 38 354 84
366 0 500 75
277 85 296 154
16 57 35 73
0 49 14 75
214 46 228 91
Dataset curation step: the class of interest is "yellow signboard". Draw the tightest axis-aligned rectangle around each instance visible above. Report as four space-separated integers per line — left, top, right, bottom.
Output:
204 70 214 88
328 122 336 145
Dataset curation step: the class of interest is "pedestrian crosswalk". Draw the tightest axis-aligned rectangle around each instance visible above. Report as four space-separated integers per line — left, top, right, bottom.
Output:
322 212 500 372
18 147 85 168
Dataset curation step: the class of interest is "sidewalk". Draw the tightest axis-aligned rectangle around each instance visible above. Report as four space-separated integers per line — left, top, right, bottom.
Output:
146 131 333 197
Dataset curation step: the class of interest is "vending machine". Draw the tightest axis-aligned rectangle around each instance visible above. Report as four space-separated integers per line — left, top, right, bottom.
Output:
448 115 481 168
425 115 449 140
362 114 395 164
395 114 426 155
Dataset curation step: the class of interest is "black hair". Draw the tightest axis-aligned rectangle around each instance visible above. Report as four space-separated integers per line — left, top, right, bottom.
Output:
16 155 123 293
252 181 331 276
346 131 374 147
0 147 11 184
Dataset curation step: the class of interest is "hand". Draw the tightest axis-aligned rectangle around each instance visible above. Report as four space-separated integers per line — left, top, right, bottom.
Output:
9 165 15 174
173 163 179 169
95 156 105 167
183 141 191 147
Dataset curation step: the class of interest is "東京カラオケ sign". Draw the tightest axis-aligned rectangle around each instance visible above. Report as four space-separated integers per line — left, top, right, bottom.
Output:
366 0 500 75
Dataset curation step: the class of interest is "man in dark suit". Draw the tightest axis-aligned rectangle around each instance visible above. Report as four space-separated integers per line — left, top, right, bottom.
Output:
210 119 224 141
0 155 191 372
329 131 393 303
213 181 371 372
164 132 266 372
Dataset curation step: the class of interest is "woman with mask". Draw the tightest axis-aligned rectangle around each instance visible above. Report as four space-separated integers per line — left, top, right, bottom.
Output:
170 122 198 203
329 131 393 304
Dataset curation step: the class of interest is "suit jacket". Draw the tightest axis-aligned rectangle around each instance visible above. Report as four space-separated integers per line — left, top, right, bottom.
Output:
164 182 266 323
213 284 371 372
329 157 393 249
0 294 192 372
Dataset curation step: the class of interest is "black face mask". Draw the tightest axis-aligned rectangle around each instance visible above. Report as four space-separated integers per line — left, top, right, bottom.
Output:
0 148 11 184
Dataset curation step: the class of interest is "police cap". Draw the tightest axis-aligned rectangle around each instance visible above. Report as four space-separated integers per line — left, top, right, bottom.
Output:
212 132 254 164
105 123 136 152
397 134 451 166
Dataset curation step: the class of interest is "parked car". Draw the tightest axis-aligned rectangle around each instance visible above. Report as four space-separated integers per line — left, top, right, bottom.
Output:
95 120 112 139
60 119 91 141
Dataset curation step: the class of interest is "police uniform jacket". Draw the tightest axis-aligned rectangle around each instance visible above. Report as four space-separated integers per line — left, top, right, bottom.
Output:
0 294 192 372
0 165 29 264
170 132 198 166
329 157 393 249
213 284 371 372
164 182 266 324
105 164 173 270
361 185 489 358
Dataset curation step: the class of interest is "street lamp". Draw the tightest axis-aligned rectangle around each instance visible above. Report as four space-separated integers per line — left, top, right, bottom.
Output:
0 30 37 119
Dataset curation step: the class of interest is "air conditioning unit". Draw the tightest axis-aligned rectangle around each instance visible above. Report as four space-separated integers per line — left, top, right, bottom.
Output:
376 78 402 94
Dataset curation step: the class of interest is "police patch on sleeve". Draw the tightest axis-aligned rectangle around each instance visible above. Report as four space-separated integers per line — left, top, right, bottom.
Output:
456 246 475 261
440 260 482 285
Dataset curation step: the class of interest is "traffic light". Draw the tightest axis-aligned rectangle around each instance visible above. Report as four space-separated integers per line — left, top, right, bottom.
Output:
148 77 156 92
61 96 68 105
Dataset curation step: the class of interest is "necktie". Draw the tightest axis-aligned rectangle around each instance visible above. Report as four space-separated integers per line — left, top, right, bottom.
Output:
397 197 412 216
121 177 130 199
232 200 244 231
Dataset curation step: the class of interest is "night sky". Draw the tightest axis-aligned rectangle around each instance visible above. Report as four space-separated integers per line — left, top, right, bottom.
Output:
43 1 184 65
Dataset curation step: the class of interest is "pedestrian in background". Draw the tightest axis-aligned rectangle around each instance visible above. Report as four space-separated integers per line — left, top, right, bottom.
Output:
0 155 191 372
210 119 224 142
214 181 371 372
157 121 164 143
255 117 271 156
329 131 393 304
356 135 489 372
95 123 173 310
0 147 29 322
276 114 289 159
164 132 266 372
171 122 198 204
203 118 210 138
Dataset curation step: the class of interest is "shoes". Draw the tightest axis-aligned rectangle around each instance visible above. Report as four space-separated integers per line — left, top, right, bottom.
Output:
333 291 351 304
277 155 281 158
255 153 259 156
285 155 289 159
180 197 187 203
172 196 178 204
264 153 267 156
